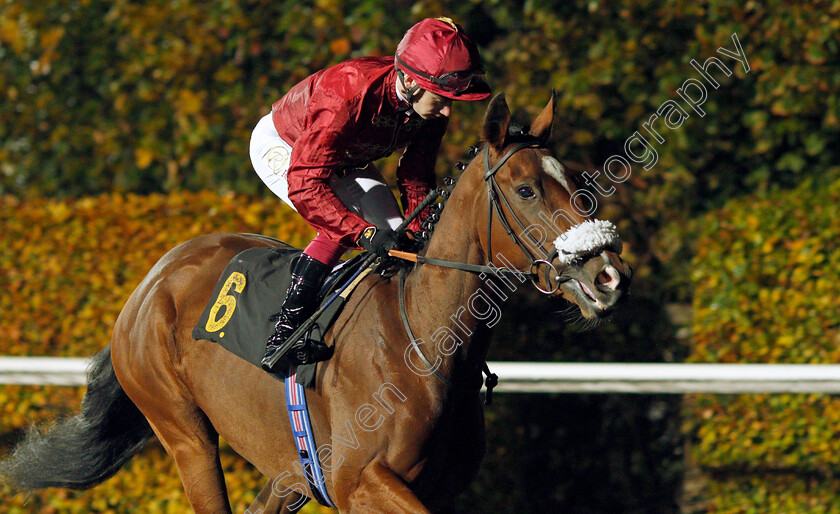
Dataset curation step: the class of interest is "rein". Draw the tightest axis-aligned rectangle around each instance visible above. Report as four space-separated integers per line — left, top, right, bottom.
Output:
398 267 452 387
395 138 565 401
389 250 532 279
483 141 562 295
398 266 498 402
390 137 565 291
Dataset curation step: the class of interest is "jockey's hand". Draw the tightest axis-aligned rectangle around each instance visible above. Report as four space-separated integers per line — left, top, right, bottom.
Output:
357 226 401 258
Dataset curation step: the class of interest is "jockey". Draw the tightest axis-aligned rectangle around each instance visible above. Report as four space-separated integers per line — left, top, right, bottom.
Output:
250 17 491 371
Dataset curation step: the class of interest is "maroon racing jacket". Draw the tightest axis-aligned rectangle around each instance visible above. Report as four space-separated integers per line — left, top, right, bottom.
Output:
271 56 448 248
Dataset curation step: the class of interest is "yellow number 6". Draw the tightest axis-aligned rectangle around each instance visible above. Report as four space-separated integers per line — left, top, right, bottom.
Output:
205 272 247 332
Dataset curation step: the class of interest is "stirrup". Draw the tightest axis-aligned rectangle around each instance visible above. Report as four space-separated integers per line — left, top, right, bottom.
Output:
261 338 333 371
261 329 300 371
291 340 334 365
261 343 291 372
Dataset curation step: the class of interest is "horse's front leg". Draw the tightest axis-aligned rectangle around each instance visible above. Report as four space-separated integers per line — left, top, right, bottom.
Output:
346 462 430 513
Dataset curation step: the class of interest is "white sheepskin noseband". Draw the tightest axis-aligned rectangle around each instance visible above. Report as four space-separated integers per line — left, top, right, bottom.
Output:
553 219 622 265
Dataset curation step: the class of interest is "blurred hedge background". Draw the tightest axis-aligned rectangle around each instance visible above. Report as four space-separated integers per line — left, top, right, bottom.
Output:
2 0 839 512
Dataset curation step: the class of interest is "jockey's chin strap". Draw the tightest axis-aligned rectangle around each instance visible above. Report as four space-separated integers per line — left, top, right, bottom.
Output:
396 137 567 403
396 69 422 107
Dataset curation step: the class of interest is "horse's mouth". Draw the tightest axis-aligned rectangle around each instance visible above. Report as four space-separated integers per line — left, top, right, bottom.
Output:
559 278 615 319
577 279 598 303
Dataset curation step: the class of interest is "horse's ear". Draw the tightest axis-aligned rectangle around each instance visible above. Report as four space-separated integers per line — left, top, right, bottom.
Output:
529 89 556 142
482 93 510 150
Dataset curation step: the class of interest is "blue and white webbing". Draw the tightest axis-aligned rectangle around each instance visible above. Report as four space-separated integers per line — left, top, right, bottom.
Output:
285 366 335 508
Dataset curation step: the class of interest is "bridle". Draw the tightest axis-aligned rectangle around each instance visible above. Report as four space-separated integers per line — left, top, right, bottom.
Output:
400 136 566 295
398 137 569 394
482 139 563 295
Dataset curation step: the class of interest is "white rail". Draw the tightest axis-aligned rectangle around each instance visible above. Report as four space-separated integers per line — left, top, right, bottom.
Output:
487 362 840 394
0 357 91 386
2 358 840 393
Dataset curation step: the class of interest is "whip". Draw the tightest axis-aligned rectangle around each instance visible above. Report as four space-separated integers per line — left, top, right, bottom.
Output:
262 187 444 370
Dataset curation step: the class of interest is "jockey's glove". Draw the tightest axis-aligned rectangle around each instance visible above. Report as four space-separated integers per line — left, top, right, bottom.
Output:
357 226 401 258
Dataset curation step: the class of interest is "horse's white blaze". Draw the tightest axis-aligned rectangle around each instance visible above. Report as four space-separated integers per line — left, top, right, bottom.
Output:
541 156 573 195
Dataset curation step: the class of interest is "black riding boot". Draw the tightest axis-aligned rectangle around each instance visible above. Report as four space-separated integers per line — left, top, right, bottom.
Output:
261 253 330 372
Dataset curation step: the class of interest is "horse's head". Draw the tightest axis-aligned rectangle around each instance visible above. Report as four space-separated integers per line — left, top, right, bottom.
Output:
466 92 632 320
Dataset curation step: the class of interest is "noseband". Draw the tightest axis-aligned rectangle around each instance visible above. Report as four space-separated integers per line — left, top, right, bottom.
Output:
397 137 619 393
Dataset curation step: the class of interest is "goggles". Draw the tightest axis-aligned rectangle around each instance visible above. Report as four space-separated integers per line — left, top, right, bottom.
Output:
395 54 485 95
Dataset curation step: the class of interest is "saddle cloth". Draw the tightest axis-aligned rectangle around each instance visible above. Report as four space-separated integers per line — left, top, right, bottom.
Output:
192 239 367 388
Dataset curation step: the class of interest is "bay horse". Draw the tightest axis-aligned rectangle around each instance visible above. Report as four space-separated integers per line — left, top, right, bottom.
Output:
0 93 631 512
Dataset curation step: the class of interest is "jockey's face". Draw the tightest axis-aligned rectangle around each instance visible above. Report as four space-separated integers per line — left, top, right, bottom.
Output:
413 90 453 119
402 76 453 120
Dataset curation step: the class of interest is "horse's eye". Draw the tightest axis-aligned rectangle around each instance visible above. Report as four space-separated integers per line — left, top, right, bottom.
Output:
517 185 536 200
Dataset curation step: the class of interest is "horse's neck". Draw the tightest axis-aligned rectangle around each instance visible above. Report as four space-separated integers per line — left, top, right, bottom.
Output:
404 175 492 382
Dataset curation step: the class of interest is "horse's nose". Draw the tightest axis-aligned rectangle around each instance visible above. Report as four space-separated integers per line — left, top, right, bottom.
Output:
595 264 622 292
594 252 631 295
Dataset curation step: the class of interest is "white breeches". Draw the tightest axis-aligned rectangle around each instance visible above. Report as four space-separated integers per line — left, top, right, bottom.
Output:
249 113 403 231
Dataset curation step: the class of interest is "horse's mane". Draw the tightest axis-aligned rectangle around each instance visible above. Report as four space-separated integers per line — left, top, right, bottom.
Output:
416 124 539 252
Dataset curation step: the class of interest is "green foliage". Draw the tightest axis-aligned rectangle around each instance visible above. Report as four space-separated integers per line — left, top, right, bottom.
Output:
0 192 313 359
4 0 837 305
0 440 271 513
699 474 840 514
4 1 838 204
691 181 840 367
687 178 840 510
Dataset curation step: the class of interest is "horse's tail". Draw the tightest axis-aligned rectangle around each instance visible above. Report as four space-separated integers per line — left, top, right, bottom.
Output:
0 345 155 491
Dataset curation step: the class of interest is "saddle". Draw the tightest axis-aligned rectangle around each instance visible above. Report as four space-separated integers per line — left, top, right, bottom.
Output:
191 239 370 388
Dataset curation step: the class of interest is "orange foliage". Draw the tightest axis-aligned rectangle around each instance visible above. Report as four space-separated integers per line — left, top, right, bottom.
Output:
0 192 335 513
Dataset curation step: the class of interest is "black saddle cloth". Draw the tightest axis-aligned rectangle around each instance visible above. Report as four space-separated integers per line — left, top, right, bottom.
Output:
192 239 368 388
